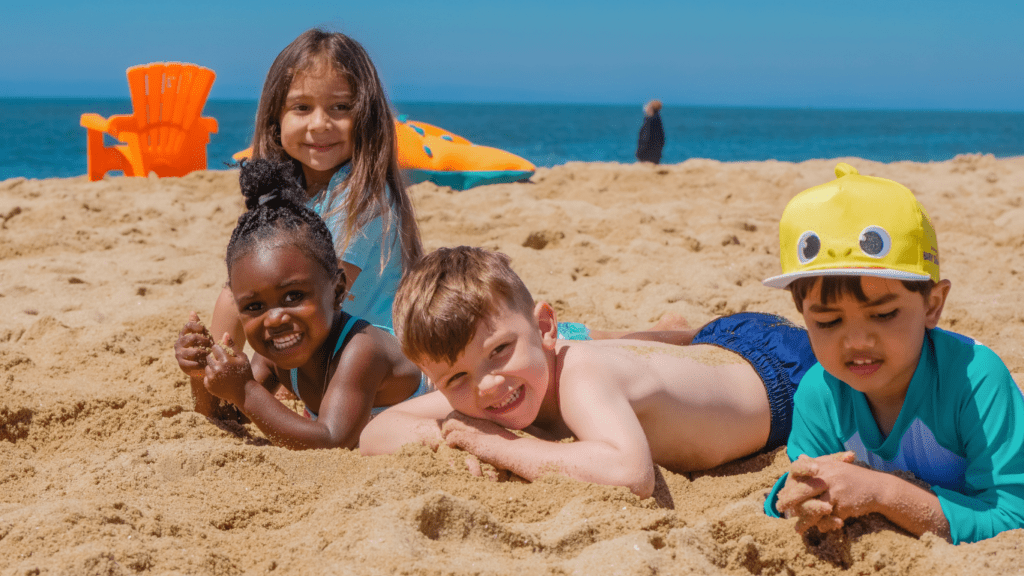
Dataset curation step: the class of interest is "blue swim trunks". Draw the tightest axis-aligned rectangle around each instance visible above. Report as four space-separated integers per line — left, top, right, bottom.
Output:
691 312 816 451
557 322 592 341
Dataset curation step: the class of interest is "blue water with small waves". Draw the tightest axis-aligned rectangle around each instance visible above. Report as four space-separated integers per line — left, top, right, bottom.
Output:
2 98 1022 180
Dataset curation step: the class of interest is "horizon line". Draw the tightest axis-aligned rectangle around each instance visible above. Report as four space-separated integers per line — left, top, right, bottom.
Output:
1 96 1023 115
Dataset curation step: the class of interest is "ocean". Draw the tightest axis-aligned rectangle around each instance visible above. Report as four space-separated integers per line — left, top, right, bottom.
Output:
2 98 1023 181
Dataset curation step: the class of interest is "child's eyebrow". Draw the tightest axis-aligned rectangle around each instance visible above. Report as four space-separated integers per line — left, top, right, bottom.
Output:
861 294 899 308
807 293 899 313
277 278 310 288
286 90 352 101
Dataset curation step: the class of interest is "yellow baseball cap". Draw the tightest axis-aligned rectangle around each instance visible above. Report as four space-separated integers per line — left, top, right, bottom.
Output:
763 163 940 289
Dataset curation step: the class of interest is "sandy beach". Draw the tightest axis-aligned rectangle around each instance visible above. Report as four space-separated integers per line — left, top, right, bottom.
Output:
1 155 1023 575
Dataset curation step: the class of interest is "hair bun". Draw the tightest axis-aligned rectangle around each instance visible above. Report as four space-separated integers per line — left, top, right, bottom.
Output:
238 158 304 210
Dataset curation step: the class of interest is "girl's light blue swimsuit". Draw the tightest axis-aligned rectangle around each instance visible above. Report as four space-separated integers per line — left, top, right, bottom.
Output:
308 165 404 331
288 311 431 420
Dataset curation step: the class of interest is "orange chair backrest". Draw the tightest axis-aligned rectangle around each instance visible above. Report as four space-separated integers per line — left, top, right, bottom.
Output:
126 63 216 159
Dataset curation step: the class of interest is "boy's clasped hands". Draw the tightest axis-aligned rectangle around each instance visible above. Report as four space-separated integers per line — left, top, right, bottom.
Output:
776 451 883 534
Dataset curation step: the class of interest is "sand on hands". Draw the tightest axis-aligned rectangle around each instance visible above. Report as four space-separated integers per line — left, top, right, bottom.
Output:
1 156 1023 575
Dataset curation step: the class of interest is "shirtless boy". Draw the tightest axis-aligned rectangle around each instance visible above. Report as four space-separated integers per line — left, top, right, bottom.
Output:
359 246 817 498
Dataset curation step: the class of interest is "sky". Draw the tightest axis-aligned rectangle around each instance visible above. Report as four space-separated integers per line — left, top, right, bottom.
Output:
2 0 1023 111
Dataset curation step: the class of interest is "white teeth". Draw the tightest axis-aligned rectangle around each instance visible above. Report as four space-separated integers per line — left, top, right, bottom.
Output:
272 333 301 350
495 387 521 409
853 359 874 365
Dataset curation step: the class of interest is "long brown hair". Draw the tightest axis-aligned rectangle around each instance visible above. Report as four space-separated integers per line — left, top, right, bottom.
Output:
251 28 422 268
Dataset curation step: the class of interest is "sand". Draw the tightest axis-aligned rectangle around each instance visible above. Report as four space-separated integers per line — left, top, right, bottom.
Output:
1 155 1023 575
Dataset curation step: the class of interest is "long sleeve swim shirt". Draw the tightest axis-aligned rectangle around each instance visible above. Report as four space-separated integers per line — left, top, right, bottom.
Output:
764 327 1024 544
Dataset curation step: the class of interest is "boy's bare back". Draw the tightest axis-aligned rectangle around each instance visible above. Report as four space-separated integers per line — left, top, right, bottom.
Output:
555 338 772 472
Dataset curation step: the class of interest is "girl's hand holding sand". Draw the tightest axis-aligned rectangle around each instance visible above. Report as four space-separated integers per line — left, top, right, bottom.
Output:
175 312 241 420
174 311 214 378
203 334 255 408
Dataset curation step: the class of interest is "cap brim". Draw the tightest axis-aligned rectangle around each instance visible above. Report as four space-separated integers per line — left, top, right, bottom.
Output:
762 267 932 289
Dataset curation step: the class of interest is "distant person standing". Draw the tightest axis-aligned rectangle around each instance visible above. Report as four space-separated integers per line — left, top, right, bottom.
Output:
636 100 665 164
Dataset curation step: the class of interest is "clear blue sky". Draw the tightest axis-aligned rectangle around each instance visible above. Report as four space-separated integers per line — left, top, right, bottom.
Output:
3 0 1022 110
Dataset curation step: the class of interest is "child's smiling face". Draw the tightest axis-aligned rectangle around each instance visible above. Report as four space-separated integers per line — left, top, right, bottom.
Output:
279 65 355 192
417 300 557 431
799 276 946 405
229 241 341 370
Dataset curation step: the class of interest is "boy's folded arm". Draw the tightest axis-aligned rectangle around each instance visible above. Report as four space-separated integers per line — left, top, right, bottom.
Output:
359 390 453 455
448 369 657 498
444 421 656 498
929 484 1024 544
868 470 951 540
927 364 1024 544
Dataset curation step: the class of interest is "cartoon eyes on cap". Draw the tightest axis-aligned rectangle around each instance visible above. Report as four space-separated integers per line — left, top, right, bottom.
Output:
797 231 820 264
859 226 891 258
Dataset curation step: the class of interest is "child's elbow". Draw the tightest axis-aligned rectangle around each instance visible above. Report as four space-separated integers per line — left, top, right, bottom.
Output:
609 467 655 499
631 474 656 499
358 417 394 455
359 432 386 456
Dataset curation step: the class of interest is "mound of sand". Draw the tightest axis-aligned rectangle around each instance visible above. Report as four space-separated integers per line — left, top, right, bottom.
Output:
1 155 1022 574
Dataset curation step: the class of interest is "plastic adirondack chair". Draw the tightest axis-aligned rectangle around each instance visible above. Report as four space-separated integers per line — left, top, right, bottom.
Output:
80 62 218 181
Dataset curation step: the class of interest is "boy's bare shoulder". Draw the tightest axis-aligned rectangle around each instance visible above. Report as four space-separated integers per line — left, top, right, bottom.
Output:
562 339 745 367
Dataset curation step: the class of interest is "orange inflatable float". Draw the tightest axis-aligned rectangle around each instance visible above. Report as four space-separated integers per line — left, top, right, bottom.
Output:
233 116 535 191
394 116 534 190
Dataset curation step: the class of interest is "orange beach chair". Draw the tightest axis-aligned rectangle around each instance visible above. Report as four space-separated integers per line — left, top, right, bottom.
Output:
80 62 218 181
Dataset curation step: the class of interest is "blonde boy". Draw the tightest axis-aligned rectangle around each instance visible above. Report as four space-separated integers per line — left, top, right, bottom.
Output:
360 246 818 498
762 163 1024 544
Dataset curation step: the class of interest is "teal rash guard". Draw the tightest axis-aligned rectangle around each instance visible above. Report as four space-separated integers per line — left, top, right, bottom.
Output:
764 327 1024 544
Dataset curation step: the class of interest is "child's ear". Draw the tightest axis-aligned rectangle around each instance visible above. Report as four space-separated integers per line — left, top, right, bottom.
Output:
924 279 952 329
333 268 349 310
533 302 558 350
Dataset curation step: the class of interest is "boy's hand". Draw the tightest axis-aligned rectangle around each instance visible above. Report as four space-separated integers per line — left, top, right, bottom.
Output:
203 333 254 408
777 451 858 533
175 312 213 378
440 412 518 451
439 415 515 481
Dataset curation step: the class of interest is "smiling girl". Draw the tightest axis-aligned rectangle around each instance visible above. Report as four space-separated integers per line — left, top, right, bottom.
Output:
209 28 422 358
175 160 427 449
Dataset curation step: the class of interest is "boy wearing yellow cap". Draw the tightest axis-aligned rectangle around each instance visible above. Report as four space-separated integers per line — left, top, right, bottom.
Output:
762 164 1024 544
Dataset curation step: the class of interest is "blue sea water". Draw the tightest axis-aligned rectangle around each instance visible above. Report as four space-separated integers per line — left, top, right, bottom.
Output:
2 98 1023 181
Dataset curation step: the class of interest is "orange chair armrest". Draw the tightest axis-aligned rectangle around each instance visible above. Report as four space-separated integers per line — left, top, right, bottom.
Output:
79 113 112 131
198 116 219 133
103 115 140 138
80 113 139 138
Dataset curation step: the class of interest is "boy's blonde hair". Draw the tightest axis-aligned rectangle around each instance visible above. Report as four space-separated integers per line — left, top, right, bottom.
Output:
393 246 535 365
